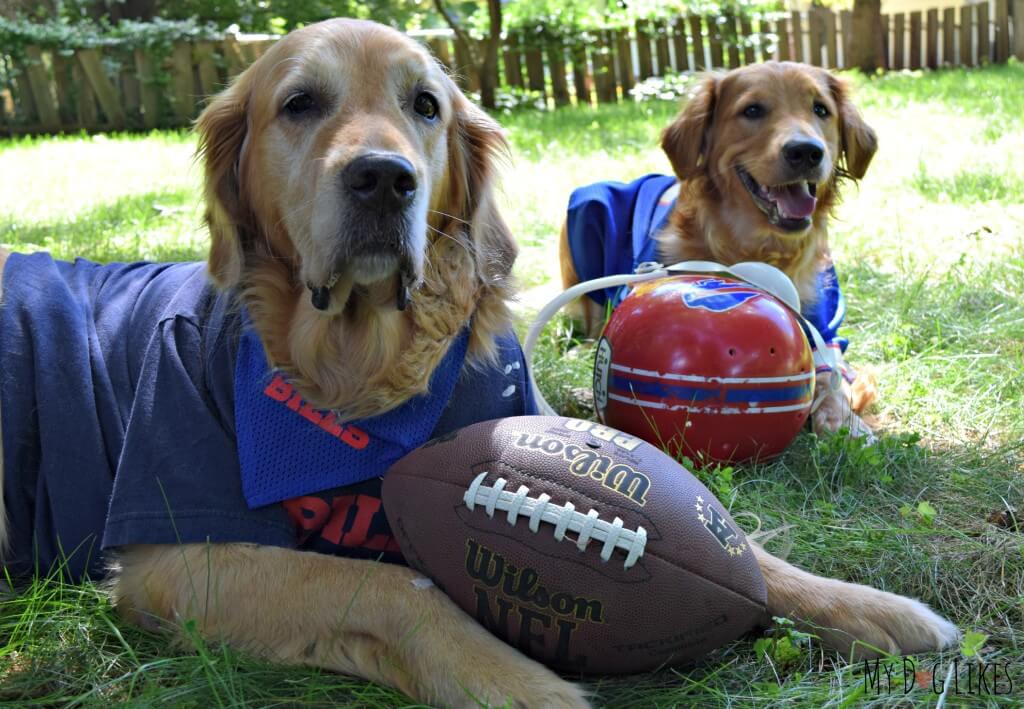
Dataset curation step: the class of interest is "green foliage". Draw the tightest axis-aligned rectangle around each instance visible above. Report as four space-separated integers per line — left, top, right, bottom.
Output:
451 0 785 47
811 427 924 486
629 72 698 103
900 499 937 526
503 0 616 42
681 456 737 501
477 86 548 113
0 16 222 60
960 630 988 658
753 618 815 674
851 60 1024 139
0 16 222 126
157 0 423 32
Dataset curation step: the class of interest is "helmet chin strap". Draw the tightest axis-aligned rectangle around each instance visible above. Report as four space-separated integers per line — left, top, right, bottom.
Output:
524 260 843 418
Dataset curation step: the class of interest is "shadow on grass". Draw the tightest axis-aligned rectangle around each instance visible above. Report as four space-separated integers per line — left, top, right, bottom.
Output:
0 189 206 263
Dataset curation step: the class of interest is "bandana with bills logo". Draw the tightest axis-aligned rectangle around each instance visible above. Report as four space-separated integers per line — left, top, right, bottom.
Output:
234 325 469 508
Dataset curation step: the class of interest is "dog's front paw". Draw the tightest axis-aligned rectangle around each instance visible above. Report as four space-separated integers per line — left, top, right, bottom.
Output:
448 642 591 709
818 587 960 660
813 390 876 441
393 577 591 708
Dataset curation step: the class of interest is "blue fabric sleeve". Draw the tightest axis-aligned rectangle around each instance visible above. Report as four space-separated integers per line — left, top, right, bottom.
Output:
1 255 118 580
566 175 679 308
102 314 295 552
566 181 641 307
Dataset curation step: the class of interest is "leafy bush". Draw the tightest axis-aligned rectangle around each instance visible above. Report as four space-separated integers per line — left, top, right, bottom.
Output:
503 0 784 46
0 16 222 59
629 72 698 103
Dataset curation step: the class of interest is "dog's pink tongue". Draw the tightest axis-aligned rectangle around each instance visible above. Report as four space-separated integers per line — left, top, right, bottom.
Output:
769 183 816 219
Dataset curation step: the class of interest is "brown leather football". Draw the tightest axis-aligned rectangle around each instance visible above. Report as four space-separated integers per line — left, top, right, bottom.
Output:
382 416 767 674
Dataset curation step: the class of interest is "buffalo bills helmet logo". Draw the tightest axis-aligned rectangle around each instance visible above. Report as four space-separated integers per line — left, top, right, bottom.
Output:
681 278 763 313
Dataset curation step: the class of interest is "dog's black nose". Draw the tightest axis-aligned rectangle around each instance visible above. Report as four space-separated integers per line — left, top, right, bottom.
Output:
782 140 825 170
342 154 417 211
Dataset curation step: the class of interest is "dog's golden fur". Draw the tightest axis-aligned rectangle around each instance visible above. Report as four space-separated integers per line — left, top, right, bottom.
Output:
658 63 876 306
560 62 879 437
198 19 517 418
1 32 957 708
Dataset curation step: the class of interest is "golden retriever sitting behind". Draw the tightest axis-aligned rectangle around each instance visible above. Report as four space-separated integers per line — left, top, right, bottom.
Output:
561 62 879 438
1 26 957 708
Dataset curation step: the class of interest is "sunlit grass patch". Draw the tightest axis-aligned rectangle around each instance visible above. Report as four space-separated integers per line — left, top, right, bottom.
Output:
1 189 207 263
849 61 1024 140
912 163 1024 204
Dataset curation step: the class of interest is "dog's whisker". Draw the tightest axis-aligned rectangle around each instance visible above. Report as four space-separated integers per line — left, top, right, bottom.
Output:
426 224 472 255
428 209 470 226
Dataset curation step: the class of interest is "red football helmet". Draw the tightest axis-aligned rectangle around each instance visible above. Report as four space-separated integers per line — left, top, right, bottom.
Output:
593 275 814 463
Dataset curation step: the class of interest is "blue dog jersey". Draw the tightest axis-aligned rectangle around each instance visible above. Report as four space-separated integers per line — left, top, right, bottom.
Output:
0 253 536 582
566 174 850 362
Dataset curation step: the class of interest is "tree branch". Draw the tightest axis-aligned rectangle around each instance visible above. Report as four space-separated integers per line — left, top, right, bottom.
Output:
432 0 481 67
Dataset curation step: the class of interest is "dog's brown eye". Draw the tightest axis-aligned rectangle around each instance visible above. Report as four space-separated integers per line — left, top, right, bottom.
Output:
742 103 765 119
284 92 317 117
414 92 439 121
813 102 830 119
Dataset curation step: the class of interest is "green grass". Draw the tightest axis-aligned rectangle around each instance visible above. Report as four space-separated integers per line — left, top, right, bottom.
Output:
3 63 1024 706
912 163 1024 204
0 130 202 261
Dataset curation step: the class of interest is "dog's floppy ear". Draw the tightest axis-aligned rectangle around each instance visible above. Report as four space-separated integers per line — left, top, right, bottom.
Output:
827 73 877 180
196 73 253 289
661 75 718 180
446 88 517 285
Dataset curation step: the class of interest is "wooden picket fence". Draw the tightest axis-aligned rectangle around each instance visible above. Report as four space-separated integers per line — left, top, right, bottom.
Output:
0 33 279 135
2 0 1023 135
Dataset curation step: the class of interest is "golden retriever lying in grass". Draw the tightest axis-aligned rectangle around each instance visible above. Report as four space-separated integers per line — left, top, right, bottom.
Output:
560 62 879 439
0 23 956 707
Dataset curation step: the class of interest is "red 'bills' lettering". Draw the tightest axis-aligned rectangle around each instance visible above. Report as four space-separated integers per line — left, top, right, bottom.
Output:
263 375 370 450
283 494 400 553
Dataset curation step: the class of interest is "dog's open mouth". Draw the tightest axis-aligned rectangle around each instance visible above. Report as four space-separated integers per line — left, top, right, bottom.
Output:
737 167 817 232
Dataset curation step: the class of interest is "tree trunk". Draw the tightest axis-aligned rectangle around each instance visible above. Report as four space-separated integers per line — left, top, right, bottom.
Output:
478 0 501 109
120 0 158 20
849 0 886 71
433 0 503 110
84 0 156 21
479 55 497 108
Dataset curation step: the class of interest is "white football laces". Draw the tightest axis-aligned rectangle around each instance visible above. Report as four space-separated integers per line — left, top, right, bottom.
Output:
463 472 647 570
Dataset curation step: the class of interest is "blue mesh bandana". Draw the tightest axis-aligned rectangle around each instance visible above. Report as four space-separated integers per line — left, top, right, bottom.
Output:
234 326 470 508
